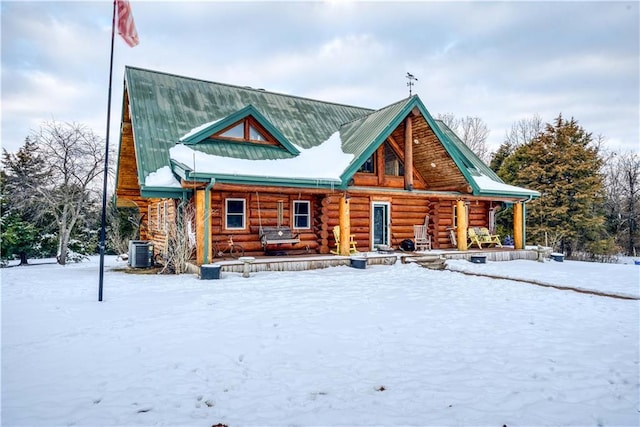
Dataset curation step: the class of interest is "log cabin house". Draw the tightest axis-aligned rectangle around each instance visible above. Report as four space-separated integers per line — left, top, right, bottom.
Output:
115 66 539 265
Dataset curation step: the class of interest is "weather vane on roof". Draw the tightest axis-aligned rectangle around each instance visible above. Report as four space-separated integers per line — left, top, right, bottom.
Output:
406 72 418 96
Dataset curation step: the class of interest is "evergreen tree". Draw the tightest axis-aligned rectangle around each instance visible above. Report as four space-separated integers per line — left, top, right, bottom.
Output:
0 210 38 265
498 114 611 258
2 122 107 265
1 140 48 264
489 142 513 173
2 137 48 222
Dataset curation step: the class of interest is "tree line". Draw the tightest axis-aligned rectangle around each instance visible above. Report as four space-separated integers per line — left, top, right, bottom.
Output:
0 121 133 266
1 116 638 266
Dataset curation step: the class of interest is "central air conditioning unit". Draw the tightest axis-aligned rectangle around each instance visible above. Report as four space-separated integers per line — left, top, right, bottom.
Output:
128 240 154 268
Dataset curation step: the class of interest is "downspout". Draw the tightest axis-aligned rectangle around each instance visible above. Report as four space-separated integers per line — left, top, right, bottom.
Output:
203 178 215 264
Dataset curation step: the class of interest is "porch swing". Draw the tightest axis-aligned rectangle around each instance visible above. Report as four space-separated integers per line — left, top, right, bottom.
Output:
256 192 300 252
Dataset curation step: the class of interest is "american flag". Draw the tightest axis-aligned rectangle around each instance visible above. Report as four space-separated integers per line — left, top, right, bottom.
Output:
116 0 139 47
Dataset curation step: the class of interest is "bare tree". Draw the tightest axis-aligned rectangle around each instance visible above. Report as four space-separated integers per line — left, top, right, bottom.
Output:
603 150 640 255
504 114 544 149
437 113 490 163
436 113 460 132
491 114 544 172
7 121 107 265
458 116 490 163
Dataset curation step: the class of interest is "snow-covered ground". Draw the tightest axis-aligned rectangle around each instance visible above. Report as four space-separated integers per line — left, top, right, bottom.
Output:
2 255 639 426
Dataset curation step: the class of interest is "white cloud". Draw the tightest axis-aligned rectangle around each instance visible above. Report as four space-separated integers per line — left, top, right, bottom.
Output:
1 0 638 157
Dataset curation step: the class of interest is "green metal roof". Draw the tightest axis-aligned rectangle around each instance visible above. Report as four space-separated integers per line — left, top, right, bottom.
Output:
121 66 538 199
434 120 499 179
338 95 469 186
434 120 539 198
178 104 300 156
124 66 372 186
339 97 416 181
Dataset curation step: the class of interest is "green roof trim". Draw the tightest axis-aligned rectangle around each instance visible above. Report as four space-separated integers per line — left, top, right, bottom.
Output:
339 97 416 183
121 66 539 200
336 96 539 199
140 186 192 199
170 159 341 189
178 104 300 156
123 66 371 187
434 120 539 199
338 96 478 188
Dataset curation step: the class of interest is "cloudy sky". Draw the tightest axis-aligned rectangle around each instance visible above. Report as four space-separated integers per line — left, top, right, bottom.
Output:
2 1 639 157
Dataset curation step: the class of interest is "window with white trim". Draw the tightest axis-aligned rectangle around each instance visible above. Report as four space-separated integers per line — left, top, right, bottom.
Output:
293 200 310 229
225 198 246 229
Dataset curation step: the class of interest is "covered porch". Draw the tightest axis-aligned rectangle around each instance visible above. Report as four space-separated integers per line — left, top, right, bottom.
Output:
194 246 540 276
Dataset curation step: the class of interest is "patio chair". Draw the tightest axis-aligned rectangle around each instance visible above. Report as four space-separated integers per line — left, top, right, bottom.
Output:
413 224 431 251
331 225 358 255
468 227 502 249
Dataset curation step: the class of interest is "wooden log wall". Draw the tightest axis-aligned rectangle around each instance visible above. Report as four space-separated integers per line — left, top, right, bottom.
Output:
468 201 490 228
435 200 454 248
145 199 177 257
208 191 321 256
194 188 498 259
319 193 431 253
431 200 491 249
115 93 143 207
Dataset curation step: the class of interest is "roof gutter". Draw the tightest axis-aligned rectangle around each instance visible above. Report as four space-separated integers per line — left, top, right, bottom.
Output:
477 189 541 199
140 185 192 199
519 195 534 204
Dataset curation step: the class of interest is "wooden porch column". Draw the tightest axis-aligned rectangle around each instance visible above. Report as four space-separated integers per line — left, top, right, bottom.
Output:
404 116 414 191
195 189 211 265
456 200 468 251
339 195 351 256
513 202 524 249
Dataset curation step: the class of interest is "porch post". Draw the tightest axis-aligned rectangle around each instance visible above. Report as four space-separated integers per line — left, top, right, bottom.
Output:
456 200 468 251
513 202 524 249
195 189 212 264
404 116 414 191
339 195 351 256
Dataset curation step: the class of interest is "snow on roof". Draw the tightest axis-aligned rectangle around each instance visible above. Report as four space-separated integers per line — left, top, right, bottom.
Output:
471 173 540 197
169 131 352 181
145 166 182 187
178 119 222 142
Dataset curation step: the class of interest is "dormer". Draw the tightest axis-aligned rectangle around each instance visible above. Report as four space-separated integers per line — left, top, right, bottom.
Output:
178 104 300 156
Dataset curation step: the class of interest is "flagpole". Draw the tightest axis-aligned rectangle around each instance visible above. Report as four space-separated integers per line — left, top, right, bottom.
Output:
98 0 117 302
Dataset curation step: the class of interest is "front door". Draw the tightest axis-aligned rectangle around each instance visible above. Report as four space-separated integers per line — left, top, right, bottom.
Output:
371 202 390 250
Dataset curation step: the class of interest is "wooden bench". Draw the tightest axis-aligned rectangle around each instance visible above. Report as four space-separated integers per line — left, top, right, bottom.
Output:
468 227 502 249
259 226 300 248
